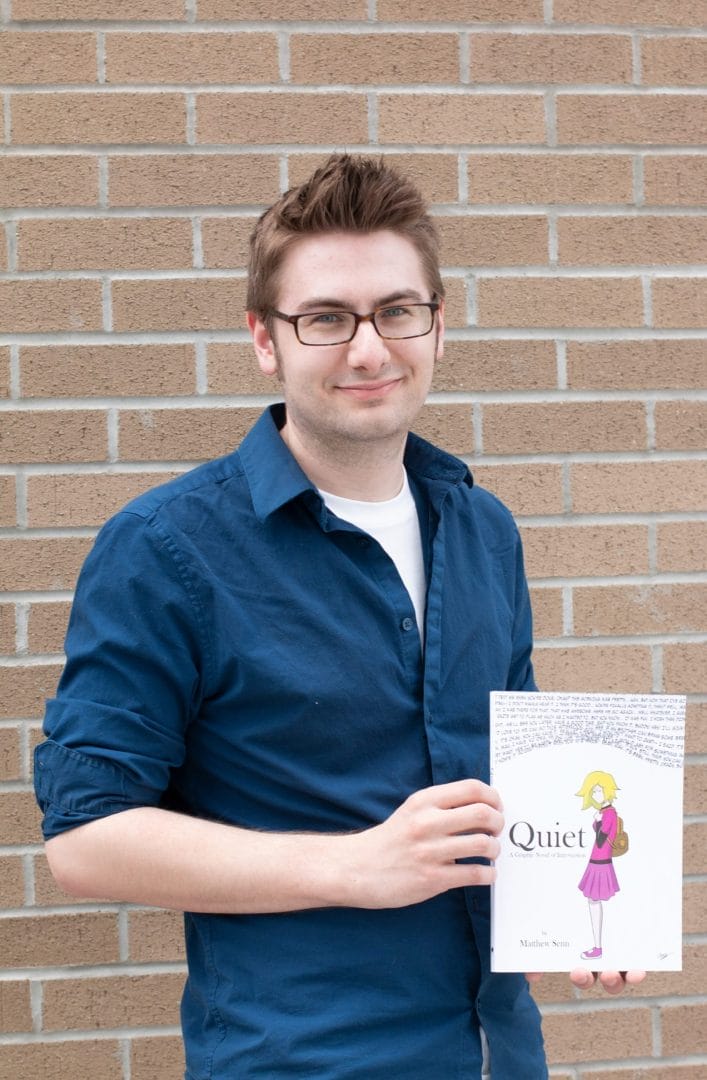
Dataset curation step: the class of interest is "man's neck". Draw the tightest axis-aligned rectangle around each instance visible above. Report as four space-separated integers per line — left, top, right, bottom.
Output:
279 421 406 502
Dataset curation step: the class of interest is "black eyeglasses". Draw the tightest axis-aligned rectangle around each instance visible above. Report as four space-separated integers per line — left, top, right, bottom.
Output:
270 300 440 347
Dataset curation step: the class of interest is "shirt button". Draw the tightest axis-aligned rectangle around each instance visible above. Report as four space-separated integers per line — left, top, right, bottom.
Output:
401 617 415 631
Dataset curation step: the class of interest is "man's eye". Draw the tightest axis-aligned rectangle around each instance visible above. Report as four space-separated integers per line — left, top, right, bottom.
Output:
379 306 411 318
306 312 346 326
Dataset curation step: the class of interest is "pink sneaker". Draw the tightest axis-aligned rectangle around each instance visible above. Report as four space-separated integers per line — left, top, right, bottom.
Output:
581 947 603 959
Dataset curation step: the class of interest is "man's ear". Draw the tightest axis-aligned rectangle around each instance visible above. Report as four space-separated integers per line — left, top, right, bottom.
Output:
247 311 278 376
435 297 445 362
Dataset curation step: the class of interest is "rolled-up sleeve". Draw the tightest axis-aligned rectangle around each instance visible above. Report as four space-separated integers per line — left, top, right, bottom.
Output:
35 509 208 840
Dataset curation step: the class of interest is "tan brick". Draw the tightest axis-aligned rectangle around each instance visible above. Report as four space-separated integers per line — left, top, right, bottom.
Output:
559 215 707 266
642 36 707 86
0 912 119 966
0 155 98 208
0 603 15 653
521 524 649 578
440 277 467 328
13 0 184 16
379 93 545 145
0 664 62 720
290 33 459 85
288 152 460 204
0 728 22 781
199 0 366 16
653 277 707 328
658 521 707 573
0 982 32 1034
106 30 278 85
467 152 634 205
27 601 71 654
0 346 9 397
0 280 102 333
378 0 543 19
0 856 25 907
0 476 17 527
0 537 92 592
644 155 707 206
433 340 556 393
412 404 473 456
477 276 643 327
543 1008 651 1064
685 759 706 810
557 93 707 145
664 643 707 695
471 32 632 83
12 92 185 146
33 853 100 906
112 277 247 332
18 217 193 271
21 343 195 399
662 1003 707 1056
27 472 183 529
534 643 653 691
118 406 261 462
483 401 646 454
554 0 707 27
684 881 707 935
44 972 183 1029
0 1041 122 1080
685 825 707 876
0 410 107 465
201 216 258 269
436 214 548 266
655 400 707 450
574 583 707 637
566 340 706 390
571 461 707 514
131 1036 186 1080
529 587 563 638
0 790 45 844
207 342 274 395
471 463 564 516
587 1069 707 1080
0 30 96 85
109 152 280 208
528 972 576 1004
686 700 707 756
197 92 367 145
128 909 186 962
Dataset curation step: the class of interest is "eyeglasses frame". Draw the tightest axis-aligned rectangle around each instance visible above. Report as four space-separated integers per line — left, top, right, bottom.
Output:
269 299 441 346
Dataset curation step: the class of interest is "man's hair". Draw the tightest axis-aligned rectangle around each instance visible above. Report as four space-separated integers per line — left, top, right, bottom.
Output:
246 154 444 320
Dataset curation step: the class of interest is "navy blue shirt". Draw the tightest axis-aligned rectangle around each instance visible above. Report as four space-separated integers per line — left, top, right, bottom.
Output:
35 405 547 1079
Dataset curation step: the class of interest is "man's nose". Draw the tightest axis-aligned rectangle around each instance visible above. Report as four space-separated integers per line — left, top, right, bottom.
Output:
346 317 390 368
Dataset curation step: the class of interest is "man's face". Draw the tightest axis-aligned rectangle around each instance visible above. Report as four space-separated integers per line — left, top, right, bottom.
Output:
248 229 444 456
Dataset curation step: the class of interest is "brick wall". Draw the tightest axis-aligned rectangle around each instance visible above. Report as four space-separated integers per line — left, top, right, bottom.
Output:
1 2 706 1076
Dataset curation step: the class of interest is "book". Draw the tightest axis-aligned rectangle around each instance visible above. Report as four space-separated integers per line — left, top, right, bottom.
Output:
489 691 686 972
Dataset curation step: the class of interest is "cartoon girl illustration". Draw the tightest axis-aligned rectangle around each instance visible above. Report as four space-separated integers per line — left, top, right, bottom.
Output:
575 770 620 960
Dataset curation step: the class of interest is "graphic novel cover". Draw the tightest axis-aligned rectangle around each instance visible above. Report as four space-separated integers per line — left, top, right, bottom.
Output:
490 692 685 972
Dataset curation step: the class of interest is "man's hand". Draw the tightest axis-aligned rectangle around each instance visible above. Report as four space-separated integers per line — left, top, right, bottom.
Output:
344 778 503 909
525 970 647 994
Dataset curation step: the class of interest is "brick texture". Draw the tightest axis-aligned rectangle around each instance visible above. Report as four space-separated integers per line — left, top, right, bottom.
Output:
3 7 705 1077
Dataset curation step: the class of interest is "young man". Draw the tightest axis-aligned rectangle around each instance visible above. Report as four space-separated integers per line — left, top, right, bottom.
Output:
36 156 642 1079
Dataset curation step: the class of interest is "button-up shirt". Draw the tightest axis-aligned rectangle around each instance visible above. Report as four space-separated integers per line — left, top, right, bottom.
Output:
35 405 547 1080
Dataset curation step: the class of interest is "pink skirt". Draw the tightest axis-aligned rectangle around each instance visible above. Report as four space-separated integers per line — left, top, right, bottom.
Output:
578 860 619 901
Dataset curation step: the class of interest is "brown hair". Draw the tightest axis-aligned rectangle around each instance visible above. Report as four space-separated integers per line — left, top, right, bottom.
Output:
246 154 444 319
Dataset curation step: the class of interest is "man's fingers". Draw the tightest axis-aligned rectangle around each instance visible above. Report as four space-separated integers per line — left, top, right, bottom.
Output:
424 779 503 813
569 967 597 989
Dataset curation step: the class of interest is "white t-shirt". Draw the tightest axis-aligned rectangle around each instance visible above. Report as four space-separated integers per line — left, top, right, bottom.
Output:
319 470 426 646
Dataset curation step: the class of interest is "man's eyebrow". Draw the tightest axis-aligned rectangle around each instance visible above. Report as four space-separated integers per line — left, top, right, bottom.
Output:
294 289 428 313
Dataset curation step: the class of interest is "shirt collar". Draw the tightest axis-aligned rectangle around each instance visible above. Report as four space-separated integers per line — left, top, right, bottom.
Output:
239 404 473 523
